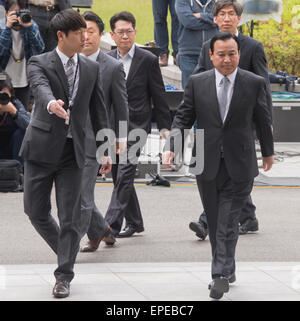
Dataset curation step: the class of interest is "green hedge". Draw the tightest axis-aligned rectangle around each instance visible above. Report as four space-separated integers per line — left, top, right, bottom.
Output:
252 0 300 75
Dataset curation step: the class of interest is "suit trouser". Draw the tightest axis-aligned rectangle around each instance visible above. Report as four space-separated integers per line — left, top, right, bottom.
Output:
23 139 82 282
80 157 110 240
196 159 253 279
105 161 144 235
199 195 256 227
105 140 144 235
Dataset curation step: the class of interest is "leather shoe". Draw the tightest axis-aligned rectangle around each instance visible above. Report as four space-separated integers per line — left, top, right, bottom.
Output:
53 280 70 299
239 218 259 235
226 272 236 284
208 277 229 300
80 226 111 252
159 53 168 67
117 226 144 238
189 221 208 240
103 232 116 246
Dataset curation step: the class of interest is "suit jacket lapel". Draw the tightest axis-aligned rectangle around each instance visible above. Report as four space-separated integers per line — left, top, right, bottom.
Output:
208 70 224 126
71 55 85 109
97 50 108 75
126 46 142 85
223 68 243 127
51 50 69 100
109 49 118 59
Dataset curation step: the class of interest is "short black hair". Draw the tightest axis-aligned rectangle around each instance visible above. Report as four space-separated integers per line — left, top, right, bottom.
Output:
110 11 136 31
210 32 240 53
0 71 15 98
82 11 105 34
212 0 244 17
5 0 19 11
50 9 86 41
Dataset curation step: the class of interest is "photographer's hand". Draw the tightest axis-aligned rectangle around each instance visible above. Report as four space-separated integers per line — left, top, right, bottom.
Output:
6 11 18 28
0 102 17 116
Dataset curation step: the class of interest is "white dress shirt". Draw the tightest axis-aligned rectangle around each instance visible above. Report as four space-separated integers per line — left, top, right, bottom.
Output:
116 44 135 79
215 67 238 122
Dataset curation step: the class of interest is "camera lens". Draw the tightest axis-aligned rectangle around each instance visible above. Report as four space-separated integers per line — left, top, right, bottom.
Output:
20 12 31 24
0 92 10 105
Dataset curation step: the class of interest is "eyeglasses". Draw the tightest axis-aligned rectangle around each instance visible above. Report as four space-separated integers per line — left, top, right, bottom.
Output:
113 29 135 36
217 12 237 19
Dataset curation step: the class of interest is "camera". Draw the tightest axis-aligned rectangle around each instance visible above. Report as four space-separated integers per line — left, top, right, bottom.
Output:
12 9 32 26
0 74 10 105
0 91 10 106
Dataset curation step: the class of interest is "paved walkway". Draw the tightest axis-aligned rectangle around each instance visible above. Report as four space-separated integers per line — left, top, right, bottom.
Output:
1 143 299 301
1 262 300 301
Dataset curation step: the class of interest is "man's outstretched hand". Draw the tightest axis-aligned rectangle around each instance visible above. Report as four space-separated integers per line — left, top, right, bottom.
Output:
162 151 175 169
99 156 112 175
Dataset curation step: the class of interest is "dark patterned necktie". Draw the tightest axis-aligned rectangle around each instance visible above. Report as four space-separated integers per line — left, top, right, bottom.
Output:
65 58 75 99
218 76 230 122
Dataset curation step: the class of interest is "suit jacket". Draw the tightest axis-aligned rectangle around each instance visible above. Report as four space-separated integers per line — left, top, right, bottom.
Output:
193 33 273 120
20 49 109 168
171 68 274 182
57 0 72 10
85 50 129 159
108 46 171 134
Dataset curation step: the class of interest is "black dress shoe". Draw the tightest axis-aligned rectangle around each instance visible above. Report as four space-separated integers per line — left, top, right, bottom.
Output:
117 226 144 238
239 218 259 235
53 280 70 299
103 232 116 246
208 277 229 300
189 221 208 240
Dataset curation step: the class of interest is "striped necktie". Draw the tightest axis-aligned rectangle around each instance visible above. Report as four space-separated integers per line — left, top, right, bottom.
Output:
218 76 230 122
65 58 75 99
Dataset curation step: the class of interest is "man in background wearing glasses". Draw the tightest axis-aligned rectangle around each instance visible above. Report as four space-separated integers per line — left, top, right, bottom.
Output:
104 11 172 239
189 0 273 240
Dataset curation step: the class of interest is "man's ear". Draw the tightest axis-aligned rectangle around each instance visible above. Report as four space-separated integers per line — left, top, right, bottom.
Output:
209 49 213 61
57 30 64 42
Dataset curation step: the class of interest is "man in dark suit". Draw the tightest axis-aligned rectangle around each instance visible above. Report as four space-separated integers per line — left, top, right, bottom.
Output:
20 9 111 298
79 11 129 253
163 32 274 299
189 0 273 240
27 0 72 52
104 11 172 238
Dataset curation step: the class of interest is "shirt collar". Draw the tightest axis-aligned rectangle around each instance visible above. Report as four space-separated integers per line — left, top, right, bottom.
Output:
215 67 238 86
81 48 100 62
117 44 136 60
56 47 78 66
